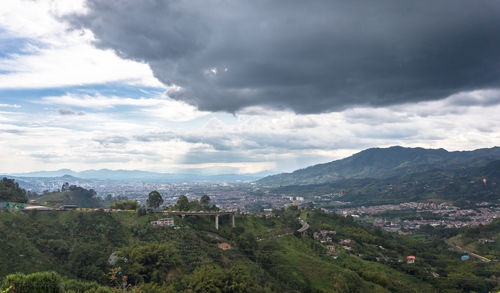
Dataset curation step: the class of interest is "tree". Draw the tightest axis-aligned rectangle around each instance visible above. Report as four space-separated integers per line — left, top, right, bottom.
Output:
200 195 210 209
63 185 100 208
119 243 179 284
176 195 189 211
0 177 27 203
147 191 163 210
181 266 258 292
61 182 70 192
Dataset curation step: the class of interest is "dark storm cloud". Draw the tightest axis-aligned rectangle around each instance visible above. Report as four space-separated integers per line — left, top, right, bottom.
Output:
68 0 500 113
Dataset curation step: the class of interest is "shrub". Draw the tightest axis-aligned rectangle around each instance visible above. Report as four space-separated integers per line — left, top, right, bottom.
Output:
1 271 62 293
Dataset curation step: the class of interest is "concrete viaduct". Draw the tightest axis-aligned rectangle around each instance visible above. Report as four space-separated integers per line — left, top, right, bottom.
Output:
164 210 237 230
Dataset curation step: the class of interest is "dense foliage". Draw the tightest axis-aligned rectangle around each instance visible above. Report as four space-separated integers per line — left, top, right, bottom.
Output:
0 177 27 203
270 160 500 205
1 206 499 292
450 218 500 260
258 146 500 187
171 195 218 211
30 184 101 208
109 200 138 210
147 190 163 209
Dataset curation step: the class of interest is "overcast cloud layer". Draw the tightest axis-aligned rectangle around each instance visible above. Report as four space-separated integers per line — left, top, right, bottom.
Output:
68 0 500 113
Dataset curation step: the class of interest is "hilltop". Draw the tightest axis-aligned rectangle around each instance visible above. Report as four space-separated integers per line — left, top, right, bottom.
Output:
257 146 500 187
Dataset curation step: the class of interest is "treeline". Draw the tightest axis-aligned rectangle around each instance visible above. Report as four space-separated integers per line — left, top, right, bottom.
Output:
170 194 218 211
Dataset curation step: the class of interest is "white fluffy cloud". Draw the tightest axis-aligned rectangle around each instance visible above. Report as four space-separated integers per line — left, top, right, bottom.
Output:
40 93 208 122
4 88 498 174
0 0 162 89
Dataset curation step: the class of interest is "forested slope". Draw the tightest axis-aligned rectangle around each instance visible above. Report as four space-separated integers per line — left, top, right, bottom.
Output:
1 208 499 292
258 146 500 187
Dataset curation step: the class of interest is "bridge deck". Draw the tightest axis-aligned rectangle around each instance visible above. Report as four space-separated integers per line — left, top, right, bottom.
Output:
164 210 237 216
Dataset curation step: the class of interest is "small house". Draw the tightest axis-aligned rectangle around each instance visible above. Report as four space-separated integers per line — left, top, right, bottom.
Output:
407 256 415 264
218 242 232 250
342 246 353 251
461 255 470 261
340 238 352 245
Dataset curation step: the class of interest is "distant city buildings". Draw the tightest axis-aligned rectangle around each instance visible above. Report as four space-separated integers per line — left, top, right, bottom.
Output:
336 201 500 232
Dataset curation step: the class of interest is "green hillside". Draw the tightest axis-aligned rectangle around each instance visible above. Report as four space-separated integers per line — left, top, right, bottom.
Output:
257 146 500 187
269 160 500 204
1 208 499 292
448 218 500 260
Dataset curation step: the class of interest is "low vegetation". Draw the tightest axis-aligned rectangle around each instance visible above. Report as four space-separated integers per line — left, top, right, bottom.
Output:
109 200 138 210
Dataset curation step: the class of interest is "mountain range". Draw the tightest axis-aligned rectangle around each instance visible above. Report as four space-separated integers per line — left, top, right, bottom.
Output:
7 169 274 183
257 146 500 187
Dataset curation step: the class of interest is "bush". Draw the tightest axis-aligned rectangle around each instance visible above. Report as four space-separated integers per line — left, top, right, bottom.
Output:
61 278 104 292
137 207 147 216
1 271 62 293
109 200 138 210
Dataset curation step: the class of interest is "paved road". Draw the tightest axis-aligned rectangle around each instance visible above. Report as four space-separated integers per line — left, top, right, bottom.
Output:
297 218 309 233
444 239 491 262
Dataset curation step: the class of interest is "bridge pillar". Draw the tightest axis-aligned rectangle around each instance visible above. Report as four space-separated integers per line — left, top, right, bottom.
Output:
215 215 219 230
231 214 235 228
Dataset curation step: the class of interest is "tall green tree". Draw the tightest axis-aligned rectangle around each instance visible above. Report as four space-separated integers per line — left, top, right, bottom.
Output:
0 177 27 203
176 195 189 211
64 185 100 208
200 195 210 209
147 190 163 209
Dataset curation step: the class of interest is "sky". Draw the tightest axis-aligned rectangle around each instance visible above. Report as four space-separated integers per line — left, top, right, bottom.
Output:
0 0 499 174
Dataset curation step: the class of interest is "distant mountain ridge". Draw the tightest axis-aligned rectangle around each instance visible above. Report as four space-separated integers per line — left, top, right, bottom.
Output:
257 146 500 187
8 169 272 183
